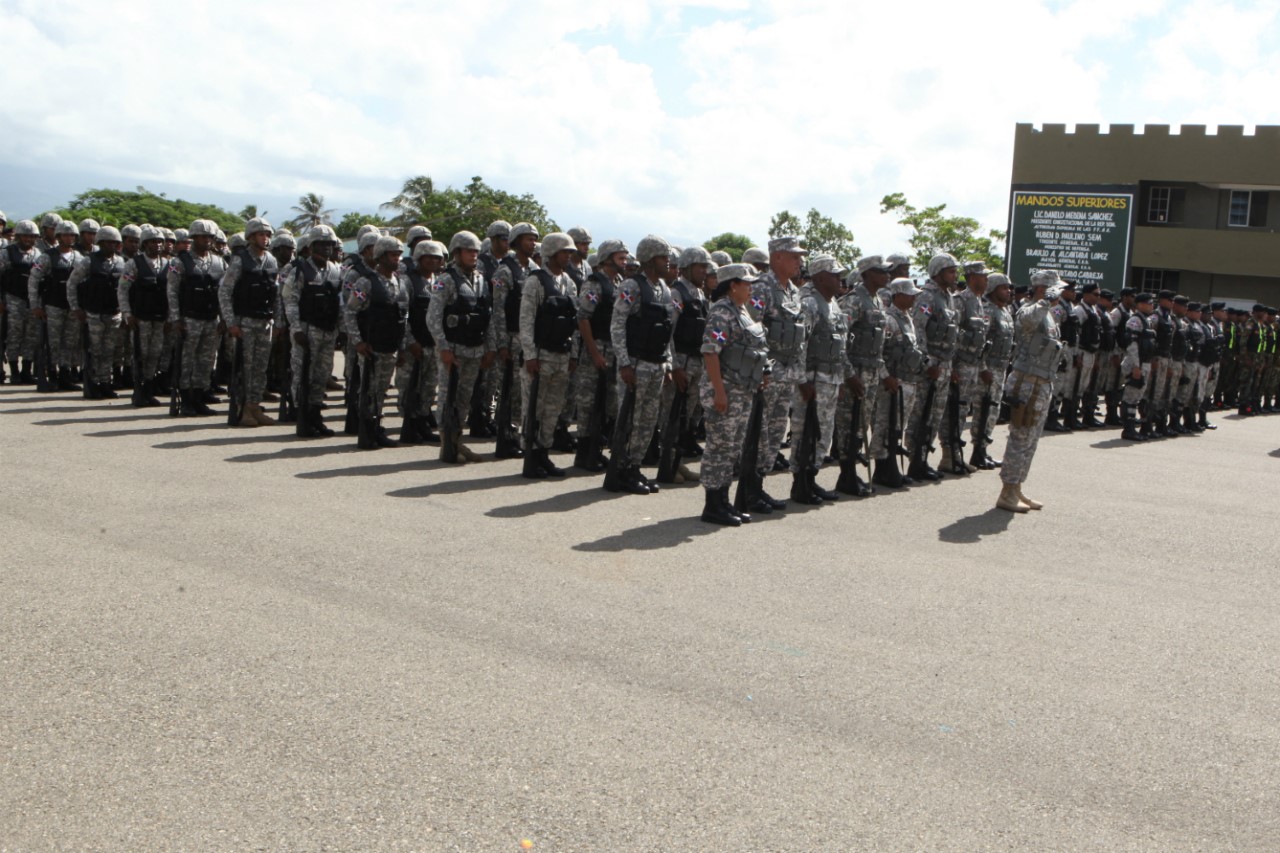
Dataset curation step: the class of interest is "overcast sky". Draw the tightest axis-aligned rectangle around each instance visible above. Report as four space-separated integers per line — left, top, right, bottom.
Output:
2 0 1277 255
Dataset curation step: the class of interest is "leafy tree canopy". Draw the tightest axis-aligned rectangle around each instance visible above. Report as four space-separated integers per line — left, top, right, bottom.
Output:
768 208 860 268
879 193 1005 273
334 212 391 240
701 232 755 262
381 175 558 246
47 187 243 234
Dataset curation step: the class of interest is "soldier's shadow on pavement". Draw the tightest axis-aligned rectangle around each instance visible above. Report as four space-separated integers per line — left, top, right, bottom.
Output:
155 433 298 451
572 516 727 552
36 412 174 426
937 508 1013 544
86 421 226 437
298 455 445 479
487 485 631 518
1090 438 1139 450
385 470 546 498
1268 448 1280 458
3 403 132 416
225 442 365 462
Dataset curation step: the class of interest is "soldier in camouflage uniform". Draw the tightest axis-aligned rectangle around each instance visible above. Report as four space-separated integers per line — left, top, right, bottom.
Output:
119 225 170 406
22 220 78 389
66 226 125 399
1119 292 1156 441
835 255 892 496
1144 290 1178 432
2 220 47 382
973 273 1015 468
1044 281 1078 432
167 219 228 417
699 263 768 526
573 239 627 471
219 217 280 426
870 278 926 489
36 213 62 253
75 219 100 257
491 222 539 436
605 234 678 495
662 245 713 478
906 253 960 481
1199 302 1227 427
518 232 580 478
344 236 409 449
427 231 498 463
997 271 1065 513
396 239 443 445
281 224 343 438
744 236 809 512
1178 302 1209 433
790 256 851 504
949 260 990 473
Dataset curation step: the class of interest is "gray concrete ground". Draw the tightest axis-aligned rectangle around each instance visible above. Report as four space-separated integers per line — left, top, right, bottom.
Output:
2 378 1279 852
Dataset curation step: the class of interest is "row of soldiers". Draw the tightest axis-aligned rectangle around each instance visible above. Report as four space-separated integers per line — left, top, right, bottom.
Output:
1 209 1273 522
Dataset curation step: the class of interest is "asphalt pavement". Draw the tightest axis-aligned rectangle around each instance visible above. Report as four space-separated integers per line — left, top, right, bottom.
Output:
3 380 1279 852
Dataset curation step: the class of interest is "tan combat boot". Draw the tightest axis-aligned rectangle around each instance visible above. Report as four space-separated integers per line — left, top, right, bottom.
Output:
997 483 1030 513
459 443 482 462
251 402 277 426
939 447 953 471
237 402 259 428
674 463 699 484
1017 486 1043 510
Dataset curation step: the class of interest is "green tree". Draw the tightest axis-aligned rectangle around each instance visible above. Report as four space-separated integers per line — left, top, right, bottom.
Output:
334 212 390 240
879 193 1005 272
239 204 267 221
287 192 335 233
768 208 860 267
379 175 557 246
50 188 243 233
701 232 755 262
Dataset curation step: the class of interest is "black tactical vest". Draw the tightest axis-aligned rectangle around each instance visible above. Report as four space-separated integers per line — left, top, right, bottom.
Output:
586 272 615 343
355 270 405 354
2 244 36 300
671 281 708 357
177 251 220 321
231 248 277 319
625 275 673 363
500 255 528 333
530 269 576 353
130 255 168 321
39 248 73 309
80 251 121 315
404 268 435 348
442 268 491 348
298 259 340 331
1079 306 1101 352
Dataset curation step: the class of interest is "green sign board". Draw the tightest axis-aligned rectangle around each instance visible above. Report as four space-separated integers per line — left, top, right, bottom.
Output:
1006 184 1136 290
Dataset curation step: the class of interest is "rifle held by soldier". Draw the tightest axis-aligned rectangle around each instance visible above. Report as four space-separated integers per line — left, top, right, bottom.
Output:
440 364 460 462
655 388 688 484
733 387 766 513
226 337 245 426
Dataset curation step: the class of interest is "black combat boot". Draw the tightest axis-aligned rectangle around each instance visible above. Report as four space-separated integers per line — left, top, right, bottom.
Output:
907 447 940 482
1139 417 1153 438
835 460 873 497
1121 416 1146 441
1200 405 1216 430
679 429 703 458
810 470 839 502
872 457 910 489
57 366 81 392
98 381 119 399
523 446 549 479
399 414 424 444
701 487 741 527
1104 393 1123 426
540 449 567 477
552 422 576 452
574 443 607 472
418 417 439 443
789 469 822 505
375 418 398 448
1184 407 1202 433
120 365 134 389
1167 406 1187 435
1081 394 1103 428
756 473 787 510
724 487 750 523
14 359 32 384
1062 399 1081 430
968 444 995 471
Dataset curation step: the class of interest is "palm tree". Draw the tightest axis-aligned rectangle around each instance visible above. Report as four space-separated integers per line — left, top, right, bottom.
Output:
239 204 267 221
381 175 437 235
287 192 335 232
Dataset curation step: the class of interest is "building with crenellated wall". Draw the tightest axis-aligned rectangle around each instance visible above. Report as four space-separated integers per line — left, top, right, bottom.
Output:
1010 123 1280 304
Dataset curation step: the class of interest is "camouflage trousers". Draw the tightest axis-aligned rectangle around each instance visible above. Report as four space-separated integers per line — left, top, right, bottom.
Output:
179 317 220 391
1000 370 1053 486
84 314 122 384
1056 347 1093 402
1235 362 1256 404
756 369 795 471
558 355 577 426
789 380 839 472
291 324 339 407
870 379 917 461
132 320 167 381
1175 362 1203 407
1164 359 1185 409
659 354 704 440
835 365 883 461
521 351 572 450
1201 363 1219 406
439 352 483 432
395 348 438 418
45 306 82 367
232 319 273 405
574 344 617 440
972 376 1004 443
697 376 753 490
1095 351 1122 395
355 352 397 416
1121 363 1151 419
503 334 524 418
905 365 950 454
1146 357 1172 414
954 361 984 439
617 360 666 466
4 295 36 361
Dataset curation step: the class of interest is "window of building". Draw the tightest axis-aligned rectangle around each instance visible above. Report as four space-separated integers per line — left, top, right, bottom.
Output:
1147 186 1185 224
1141 269 1180 291
1229 190 1269 227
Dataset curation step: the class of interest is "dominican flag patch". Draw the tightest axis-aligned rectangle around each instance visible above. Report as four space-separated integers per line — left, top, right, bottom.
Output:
673 299 684 311
710 328 727 343
621 290 635 304
354 289 368 302
918 302 932 315
750 296 765 311
431 279 445 292
586 290 599 303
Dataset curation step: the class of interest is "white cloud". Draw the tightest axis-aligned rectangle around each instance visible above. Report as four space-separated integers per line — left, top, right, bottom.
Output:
1 0 1276 259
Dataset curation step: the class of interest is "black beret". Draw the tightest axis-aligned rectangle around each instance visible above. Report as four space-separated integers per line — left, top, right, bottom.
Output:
1080 282 1099 293
1158 290 1177 300
1120 287 1137 297
1210 302 1226 310
1253 303 1267 313
1173 295 1190 306
1135 293 1155 304
1187 302 1202 311
1100 289 1115 299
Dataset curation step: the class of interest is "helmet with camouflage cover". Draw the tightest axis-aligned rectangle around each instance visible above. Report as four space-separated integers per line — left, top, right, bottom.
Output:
174 228 190 242
228 233 247 250
357 230 381 252
244 217 274 237
509 222 539 243
78 219 100 234
14 220 39 237
406 224 432 244
307 224 338 245
95 226 122 244
635 234 671 264
412 239 446 261
486 220 511 239
121 224 142 240
926 253 958 279
373 235 402 259
270 232 296 250
678 246 711 269
140 224 164 243
356 223 382 239
449 230 482 253
188 220 216 238
741 247 768 266
709 250 733 266
39 212 63 230
54 221 79 237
